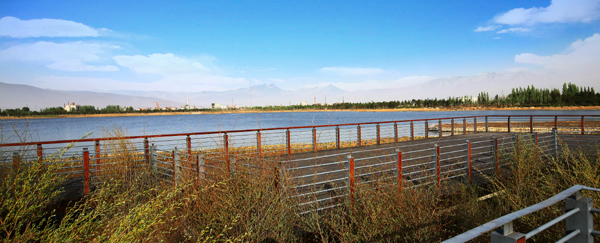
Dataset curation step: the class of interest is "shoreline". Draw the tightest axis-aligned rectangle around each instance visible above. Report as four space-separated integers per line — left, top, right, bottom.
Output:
2 106 599 120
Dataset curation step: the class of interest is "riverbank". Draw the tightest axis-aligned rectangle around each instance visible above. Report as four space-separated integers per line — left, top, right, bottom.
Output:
2 105 599 120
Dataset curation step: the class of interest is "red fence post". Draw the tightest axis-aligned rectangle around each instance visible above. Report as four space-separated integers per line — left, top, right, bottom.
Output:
474 117 477 134
187 135 192 156
37 144 43 163
508 116 511 133
554 116 558 130
357 125 362 147
336 126 341 149
83 148 90 194
451 118 455 136
425 120 429 139
348 156 355 204
257 131 262 158
439 120 443 138
394 122 398 143
581 116 585 135
144 138 149 166
436 145 440 189
376 124 381 145
397 149 403 191
468 141 472 184
172 149 177 186
530 116 533 133
286 129 292 156
312 128 317 152
95 140 101 176
410 121 414 141
463 118 467 135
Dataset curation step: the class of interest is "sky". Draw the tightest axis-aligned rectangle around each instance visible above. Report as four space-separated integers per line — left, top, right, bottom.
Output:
1 0 600 93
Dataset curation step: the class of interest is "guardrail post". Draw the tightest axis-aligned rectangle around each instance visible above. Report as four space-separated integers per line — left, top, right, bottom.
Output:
467 140 472 184
344 155 355 204
410 121 414 141
425 120 429 139
581 116 585 135
474 117 478 133
335 126 340 149
312 127 318 152
451 118 455 136
37 144 43 163
144 138 149 166
83 148 90 194
173 147 179 186
491 221 526 243
436 144 440 188
357 125 362 147
508 116 511 133
376 124 381 145
394 122 398 143
257 131 262 158
287 129 292 155
463 118 467 135
223 133 229 169
12 152 19 171
485 116 489 132
529 116 533 133
395 149 403 191
196 152 204 182
186 135 192 155
439 120 443 138
553 128 558 161
565 191 593 243
95 140 101 176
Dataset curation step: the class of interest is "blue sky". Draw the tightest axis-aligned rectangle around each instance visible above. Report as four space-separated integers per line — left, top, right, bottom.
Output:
1 0 600 92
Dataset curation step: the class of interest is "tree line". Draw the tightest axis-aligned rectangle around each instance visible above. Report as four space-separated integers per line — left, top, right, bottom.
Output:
1 82 599 117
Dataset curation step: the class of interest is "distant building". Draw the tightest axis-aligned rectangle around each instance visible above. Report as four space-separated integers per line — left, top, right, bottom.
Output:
300 101 308 106
64 102 80 112
211 103 221 109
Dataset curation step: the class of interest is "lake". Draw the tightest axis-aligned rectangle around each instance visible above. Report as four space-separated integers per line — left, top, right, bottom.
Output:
2 109 600 143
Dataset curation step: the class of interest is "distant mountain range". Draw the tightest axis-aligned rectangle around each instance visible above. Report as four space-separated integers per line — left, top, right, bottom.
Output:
0 71 581 110
0 82 181 111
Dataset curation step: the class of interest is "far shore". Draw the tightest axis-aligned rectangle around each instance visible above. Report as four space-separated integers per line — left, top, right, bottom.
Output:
2 106 599 120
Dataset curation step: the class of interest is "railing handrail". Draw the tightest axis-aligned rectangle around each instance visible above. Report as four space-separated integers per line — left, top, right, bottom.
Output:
1 114 597 147
443 185 600 243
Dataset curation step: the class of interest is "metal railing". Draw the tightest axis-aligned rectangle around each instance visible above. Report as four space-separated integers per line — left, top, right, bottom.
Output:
1 115 599 199
444 185 600 243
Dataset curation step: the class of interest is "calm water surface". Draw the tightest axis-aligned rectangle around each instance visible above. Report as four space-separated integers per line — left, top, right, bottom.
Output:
2 110 599 143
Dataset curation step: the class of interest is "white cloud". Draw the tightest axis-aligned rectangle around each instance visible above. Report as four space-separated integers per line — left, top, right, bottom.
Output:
493 37 502 39
0 41 119 71
113 53 246 91
497 27 531 33
304 76 435 91
494 0 600 25
267 78 286 83
114 53 210 75
0 16 106 38
515 33 600 80
474 25 500 32
319 67 384 76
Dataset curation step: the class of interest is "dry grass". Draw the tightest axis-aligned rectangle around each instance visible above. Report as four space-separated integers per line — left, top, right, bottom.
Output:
2 126 600 242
